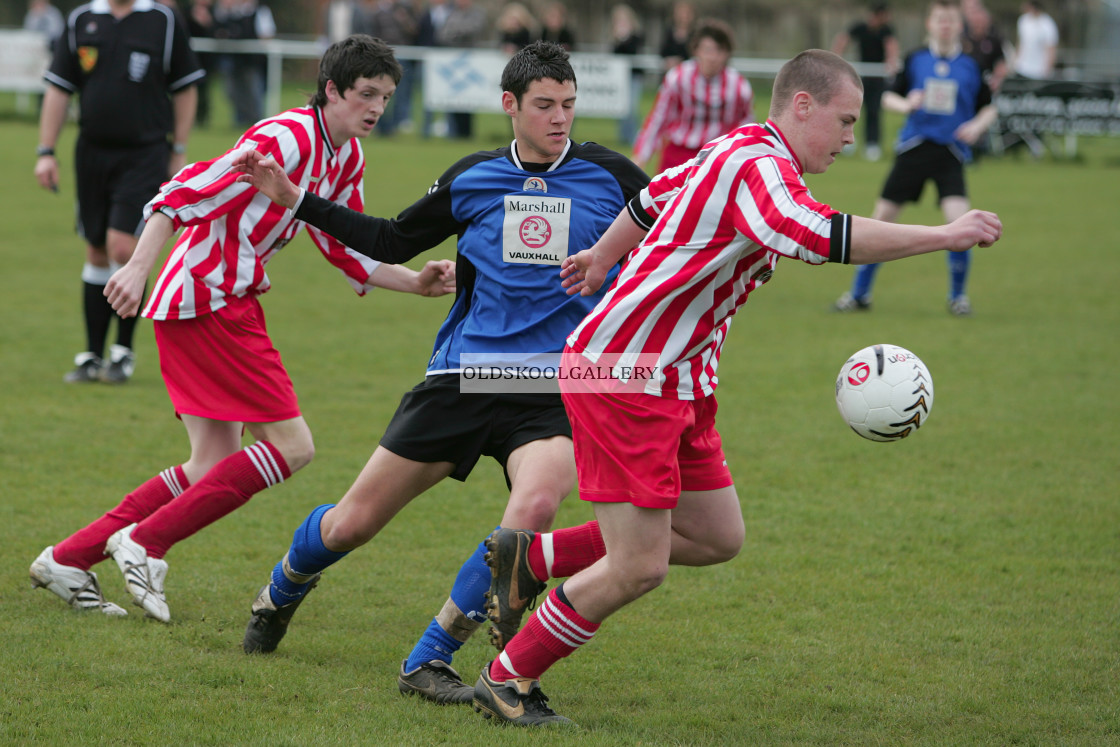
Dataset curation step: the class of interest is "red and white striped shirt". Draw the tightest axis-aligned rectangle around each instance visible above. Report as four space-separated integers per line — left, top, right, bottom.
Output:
142 106 381 321
568 121 852 400
633 59 755 165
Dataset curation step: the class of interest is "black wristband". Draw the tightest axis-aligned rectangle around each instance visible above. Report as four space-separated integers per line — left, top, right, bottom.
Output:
36 145 55 157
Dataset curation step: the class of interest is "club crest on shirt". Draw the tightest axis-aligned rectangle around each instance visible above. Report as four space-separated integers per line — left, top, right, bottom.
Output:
78 46 99 73
522 176 547 192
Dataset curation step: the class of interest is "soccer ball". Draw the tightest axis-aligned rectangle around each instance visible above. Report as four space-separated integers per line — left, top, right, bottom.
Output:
835 344 934 441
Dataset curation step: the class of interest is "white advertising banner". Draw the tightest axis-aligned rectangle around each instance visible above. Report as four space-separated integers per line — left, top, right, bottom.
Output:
422 50 631 118
0 31 53 92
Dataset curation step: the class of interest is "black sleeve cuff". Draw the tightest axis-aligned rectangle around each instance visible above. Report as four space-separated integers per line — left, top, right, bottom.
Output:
626 194 657 231
829 213 852 264
292 190 327 223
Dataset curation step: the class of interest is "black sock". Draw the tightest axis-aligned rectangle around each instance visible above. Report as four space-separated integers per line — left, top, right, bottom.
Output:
83 282 112 358
114 283 146 351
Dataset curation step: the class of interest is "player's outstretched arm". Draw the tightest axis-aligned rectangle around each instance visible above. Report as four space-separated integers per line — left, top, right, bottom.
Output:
232 147 433 267
883 89 919 115
231 149 301 209
368 259 456 297
105 213 176 318
848 209 1002 265
954 104 999 146
560 209 649 296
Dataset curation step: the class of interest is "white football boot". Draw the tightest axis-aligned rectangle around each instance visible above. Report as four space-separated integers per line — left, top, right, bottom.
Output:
105 524 170 622
30 546 128 616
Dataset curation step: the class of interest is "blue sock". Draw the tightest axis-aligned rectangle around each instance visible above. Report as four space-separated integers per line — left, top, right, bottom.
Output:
269 504 348 606
404 619 462 672
851 263 880 302
404 533 493 671
947 249 971 300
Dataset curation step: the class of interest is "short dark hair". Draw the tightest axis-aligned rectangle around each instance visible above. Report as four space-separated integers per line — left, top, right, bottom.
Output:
310 34 402 108
500 40 576 104
770 49 862 117
690 18 735 55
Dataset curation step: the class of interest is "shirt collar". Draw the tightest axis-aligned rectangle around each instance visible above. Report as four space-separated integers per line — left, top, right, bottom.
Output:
90 0 156 14
509 138 571 172
314 106 338 158
763 120 803 175
929 42 963 60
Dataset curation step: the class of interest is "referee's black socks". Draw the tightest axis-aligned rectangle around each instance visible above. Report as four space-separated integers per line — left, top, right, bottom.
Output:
81 262 114 359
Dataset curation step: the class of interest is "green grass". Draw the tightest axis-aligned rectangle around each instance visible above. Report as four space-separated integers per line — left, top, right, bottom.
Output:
1 86 1118 745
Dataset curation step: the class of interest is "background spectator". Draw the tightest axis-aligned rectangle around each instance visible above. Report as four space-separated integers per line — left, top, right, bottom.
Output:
214 0 276 128
437 0 486 138
23 0 64 110
497 2 535 54
417 0 450 50
186 0 218 127
539 1 575 51
23 0 64 50
658 0 694 71
960 0 1007 159
323 0 355 44
416 0 451 138
1014 0 1058 79
353 0 419 135
610 3 644 146
831 1 899 161
961 0 1008 92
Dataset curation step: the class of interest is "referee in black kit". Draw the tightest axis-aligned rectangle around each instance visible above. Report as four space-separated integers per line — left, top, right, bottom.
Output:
34 0 204 384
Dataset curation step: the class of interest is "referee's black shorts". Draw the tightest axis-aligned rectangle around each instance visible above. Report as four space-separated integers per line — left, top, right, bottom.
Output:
880 140 967 205
379 374 572 482
75 137 169 246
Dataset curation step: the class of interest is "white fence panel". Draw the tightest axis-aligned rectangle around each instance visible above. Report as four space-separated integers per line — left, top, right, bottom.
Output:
422 49 630 117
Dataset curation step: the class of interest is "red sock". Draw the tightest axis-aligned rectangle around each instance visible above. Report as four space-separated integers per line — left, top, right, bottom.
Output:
489 585 599 682
131 442 289 558
528 521 606 581
53 466 189 570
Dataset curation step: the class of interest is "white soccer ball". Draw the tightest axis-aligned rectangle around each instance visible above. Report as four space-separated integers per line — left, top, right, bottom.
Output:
835 344 934 442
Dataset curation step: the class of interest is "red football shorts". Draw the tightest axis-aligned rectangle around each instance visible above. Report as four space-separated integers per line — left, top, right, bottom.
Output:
154 293 300 423
658 141 702 173
561 373 733 510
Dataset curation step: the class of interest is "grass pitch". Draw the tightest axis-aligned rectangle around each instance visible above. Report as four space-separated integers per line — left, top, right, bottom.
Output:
0 88 1117 745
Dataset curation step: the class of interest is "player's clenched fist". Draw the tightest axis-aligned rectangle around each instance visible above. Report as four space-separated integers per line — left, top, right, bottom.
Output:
104 262 149 318
950 209 1002 250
